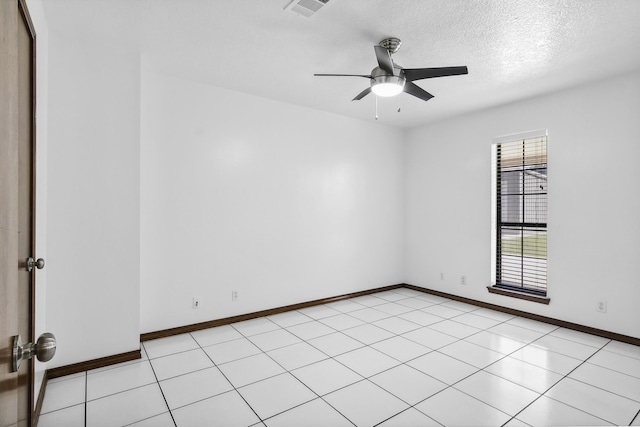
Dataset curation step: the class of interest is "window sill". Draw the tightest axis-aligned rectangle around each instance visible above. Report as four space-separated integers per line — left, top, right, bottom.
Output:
487 286 550 305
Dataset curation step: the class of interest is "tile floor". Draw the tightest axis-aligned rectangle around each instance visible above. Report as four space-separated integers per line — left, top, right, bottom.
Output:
39 288 640 426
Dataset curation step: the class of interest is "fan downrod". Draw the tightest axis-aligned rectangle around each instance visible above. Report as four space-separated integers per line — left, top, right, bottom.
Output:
379 37 402 54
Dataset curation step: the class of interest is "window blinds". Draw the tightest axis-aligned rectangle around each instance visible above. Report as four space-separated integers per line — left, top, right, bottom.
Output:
495 136 547 294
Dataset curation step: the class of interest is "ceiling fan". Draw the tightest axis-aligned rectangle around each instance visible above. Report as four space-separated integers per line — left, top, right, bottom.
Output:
314 37 468 102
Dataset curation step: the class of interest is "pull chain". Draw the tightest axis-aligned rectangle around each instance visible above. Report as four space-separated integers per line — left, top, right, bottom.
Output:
375 95 379 120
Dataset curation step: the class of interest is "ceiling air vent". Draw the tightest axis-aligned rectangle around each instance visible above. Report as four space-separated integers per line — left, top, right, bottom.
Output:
284 0 330 18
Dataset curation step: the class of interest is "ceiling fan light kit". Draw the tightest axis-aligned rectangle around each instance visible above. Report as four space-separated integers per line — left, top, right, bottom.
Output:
371 80 404 97
314 37 468 108
370 66 406 97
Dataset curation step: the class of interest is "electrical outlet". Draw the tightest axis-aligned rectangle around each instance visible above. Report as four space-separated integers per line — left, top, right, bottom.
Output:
460 275 466 285
192 297 200 309
597 300 607 313
440 272 444 280
232 290 239 301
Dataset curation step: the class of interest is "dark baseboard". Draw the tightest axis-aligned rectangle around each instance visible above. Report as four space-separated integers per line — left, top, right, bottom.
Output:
41 281 637 400
141 284 403 341
46 349 141 380
402 283 640 346
36 350 139 425
33 370 48 427
141 283 638 346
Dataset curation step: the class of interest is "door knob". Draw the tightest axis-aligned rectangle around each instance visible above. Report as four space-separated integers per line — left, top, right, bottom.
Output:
25 257 45 272
11 332 57 372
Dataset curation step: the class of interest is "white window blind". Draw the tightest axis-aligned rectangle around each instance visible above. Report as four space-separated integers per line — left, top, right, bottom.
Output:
492 134 547 295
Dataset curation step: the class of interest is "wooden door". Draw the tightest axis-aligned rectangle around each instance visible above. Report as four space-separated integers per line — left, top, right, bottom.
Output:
1 0 36 426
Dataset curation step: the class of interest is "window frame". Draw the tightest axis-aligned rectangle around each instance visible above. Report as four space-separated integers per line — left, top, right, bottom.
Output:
490 130 549 303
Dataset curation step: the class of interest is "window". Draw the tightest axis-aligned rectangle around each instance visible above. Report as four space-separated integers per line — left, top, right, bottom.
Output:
491 132 548 299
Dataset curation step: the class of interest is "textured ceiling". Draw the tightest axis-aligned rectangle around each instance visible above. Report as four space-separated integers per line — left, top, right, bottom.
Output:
41 0 640 129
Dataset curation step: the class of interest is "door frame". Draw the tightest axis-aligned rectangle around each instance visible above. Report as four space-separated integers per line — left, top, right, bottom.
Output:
20 0 38 422
21 0 38 420
0 0 38 425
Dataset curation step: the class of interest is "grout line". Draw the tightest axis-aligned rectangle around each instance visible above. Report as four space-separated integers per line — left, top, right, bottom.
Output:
374 407 445 427
368 299 495 424
286 297 456 424
504 338 614 426
143 342 178 427
195 329 267 424
226 299 411 425
44 290 640 427
553 358 640 404
308 295 416 426
393 310 561 424
83 372 87 427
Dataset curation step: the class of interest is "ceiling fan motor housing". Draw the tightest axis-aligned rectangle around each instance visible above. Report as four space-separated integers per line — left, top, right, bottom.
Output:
370 65 406 97
379 37 402 54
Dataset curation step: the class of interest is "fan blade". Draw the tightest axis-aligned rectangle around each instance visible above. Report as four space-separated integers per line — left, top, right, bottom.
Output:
352 87 372 101
404 82 434 102
374 45 395 75
314 73 372 78
403 66 468 81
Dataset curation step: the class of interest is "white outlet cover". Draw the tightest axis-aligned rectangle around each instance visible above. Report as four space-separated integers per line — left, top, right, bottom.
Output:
597 301 607 313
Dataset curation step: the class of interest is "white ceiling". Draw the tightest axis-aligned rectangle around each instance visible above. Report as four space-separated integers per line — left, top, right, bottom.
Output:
41 0 640 129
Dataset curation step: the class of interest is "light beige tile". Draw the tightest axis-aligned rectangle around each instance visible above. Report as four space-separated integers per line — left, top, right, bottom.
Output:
267 341 327 370
38 403 85 427
485 356 563 393
454 371 539 416
371 336 431 362
510 345 582 375
408 351 478 385
171 390 259 427
402 326 458 349
377 408 441 426
190 325 243 347
415 387 511 427
149 348 214 381
127 412 175 427
466 330 527 355
86 383 167 427
546 377 639 426
264 397 353 427
569 362 640 402
41 374 86 414
518 396 614 426
334 346 400 378
87 360 155 401
370 364 447 405
291 358 362 396
307 331 364 357
439 340 504 369
203 337 261 364
143 334 199 359
324 379 408 426
160 366 233 410
237 373 316 420
247 328 301 352
218 353 285 387
341 323 394 345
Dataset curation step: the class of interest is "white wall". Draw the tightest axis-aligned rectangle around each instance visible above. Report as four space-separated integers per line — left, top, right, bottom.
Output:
42 31 639 367
140 70 404 333
46 31 141 367
405 71 640 338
